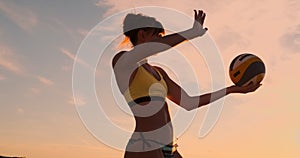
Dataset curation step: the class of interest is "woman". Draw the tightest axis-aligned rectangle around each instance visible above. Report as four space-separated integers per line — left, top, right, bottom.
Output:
112 10 261 158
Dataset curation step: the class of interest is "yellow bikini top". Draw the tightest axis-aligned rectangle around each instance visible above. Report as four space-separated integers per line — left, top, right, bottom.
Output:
123 65 168 104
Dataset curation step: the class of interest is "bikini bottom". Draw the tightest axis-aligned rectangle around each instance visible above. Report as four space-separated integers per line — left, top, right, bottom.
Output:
126 132 182 158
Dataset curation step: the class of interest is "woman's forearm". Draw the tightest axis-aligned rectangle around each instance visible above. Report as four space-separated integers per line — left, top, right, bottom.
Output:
121 29 201 66
195 84 261 110
179 88 228 111
154 28 199 47
196 88 228 108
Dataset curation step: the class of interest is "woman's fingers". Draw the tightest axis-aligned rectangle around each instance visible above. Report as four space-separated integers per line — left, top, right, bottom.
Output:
201 12 206 25
245 83 262 92
192 9 208 36
198 10 203 19
194 10 206 25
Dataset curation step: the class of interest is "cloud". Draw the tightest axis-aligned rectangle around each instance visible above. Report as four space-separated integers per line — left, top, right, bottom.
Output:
60 48 92 69
77 28 89 37
215 26 249 52
285 0 300 21
61 64 72 72
68 95 86 106
0 45 24 75
17 108 24 114
37 76 54 86
96 0 194 17
24 87 42 98
0 1 38 32
60 48 77 60
96 0 236 17
280 25 300 53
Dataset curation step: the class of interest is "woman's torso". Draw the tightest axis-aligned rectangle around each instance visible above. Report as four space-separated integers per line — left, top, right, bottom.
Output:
120 63 173 132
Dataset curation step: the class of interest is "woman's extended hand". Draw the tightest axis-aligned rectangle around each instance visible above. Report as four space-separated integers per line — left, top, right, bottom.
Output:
192 10 208 37
227 83 262 94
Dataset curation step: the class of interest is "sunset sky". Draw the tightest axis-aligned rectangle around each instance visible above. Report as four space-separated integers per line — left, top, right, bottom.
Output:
0 0 299 158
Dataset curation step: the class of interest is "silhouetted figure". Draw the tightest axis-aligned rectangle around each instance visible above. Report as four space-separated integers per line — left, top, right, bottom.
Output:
112 10 261 158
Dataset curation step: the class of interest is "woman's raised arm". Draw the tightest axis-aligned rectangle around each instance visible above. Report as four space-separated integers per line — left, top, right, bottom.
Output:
117 10 208 68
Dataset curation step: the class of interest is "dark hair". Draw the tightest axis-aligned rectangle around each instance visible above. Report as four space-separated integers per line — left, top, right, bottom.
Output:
123 13 165 45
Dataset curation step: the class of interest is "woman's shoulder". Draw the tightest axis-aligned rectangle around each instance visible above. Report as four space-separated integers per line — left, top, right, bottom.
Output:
152 65 165 73
152 65 169 78
112 51 127 68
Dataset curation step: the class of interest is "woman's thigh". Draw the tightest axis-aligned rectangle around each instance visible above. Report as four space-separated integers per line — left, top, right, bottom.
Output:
173 150 183 158
124 149 164 158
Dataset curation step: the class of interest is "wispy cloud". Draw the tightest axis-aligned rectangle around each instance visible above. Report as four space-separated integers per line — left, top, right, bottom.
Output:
60 48 77 61
61 64 72 72
280 24 300 53
96 0 235 17
95 0 197 17
68 95 87 106
0 45 24 75
60 48 92 69
285 0 300 20
0 1 38 32
95 0 131 17
215 26 249 52
17 108 25 114
77 28 89 37
37 76 54 86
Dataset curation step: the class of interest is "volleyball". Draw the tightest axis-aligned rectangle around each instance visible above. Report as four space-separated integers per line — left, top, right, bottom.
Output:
229 53 265 86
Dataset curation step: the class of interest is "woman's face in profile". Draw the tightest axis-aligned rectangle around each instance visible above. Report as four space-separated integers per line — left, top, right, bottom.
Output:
141 29 163 43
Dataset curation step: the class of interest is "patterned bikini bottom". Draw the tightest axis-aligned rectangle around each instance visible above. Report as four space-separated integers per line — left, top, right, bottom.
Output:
127 132 181 158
